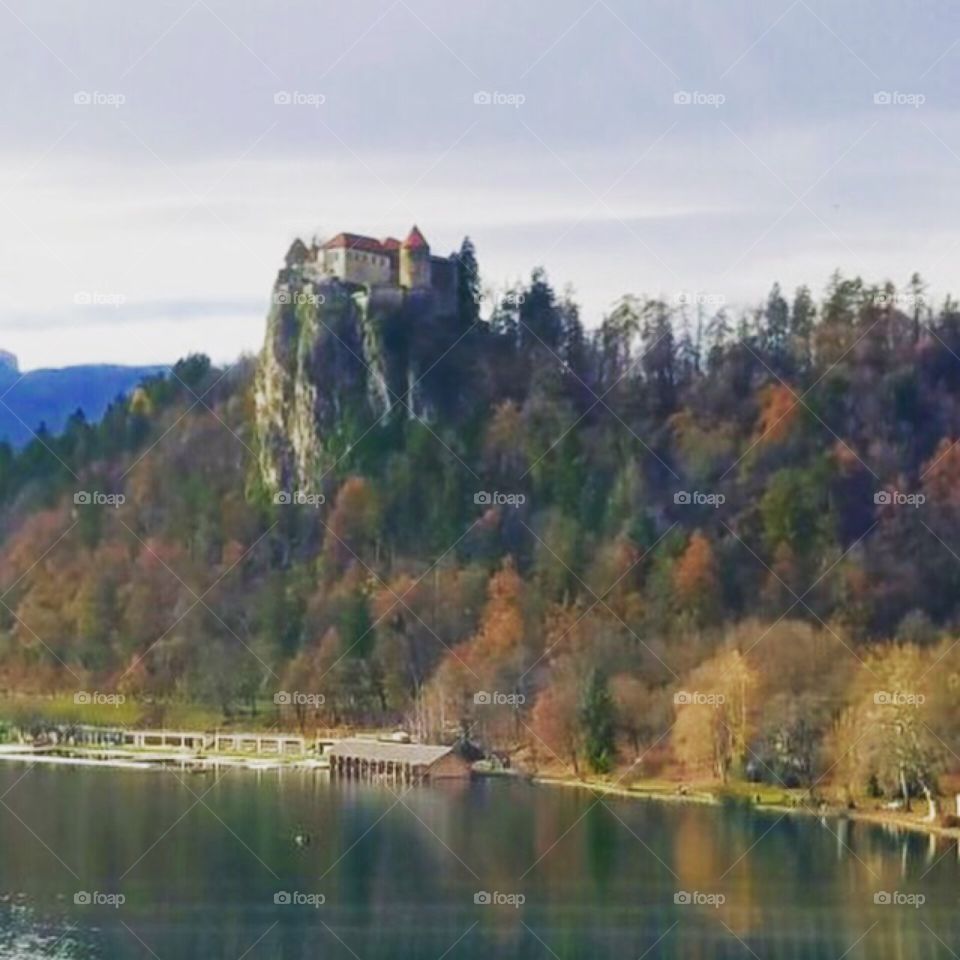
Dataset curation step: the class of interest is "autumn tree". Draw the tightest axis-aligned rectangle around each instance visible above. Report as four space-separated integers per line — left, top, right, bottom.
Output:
673 532 721 627
832 644 942 817
529 678 580 775
324 476 381 572
672 648 757 782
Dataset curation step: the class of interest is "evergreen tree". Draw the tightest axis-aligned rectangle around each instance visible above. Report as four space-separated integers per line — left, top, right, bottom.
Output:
579 669 617 774
456 236 481 329
790 285 815 369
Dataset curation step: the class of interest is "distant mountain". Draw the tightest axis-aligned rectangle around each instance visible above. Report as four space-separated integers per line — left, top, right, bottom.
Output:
0 360 167 447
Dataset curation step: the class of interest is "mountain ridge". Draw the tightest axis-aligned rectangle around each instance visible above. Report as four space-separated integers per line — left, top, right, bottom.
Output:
0 362 168 447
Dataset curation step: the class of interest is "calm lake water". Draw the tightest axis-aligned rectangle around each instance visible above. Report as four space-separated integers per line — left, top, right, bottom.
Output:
0 764 957 958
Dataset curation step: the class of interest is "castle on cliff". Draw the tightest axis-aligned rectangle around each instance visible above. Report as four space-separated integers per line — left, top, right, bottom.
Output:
284 226 458 313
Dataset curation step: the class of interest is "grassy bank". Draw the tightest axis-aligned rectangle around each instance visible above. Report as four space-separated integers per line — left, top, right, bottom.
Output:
519 766 960 841
0 694 256 736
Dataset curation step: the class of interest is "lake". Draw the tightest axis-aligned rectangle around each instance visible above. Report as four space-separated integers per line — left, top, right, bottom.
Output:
0 763 957 958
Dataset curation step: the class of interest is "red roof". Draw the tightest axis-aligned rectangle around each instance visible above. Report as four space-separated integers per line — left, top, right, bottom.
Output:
321 233 388 255
321 229 429 255
403 225 429 250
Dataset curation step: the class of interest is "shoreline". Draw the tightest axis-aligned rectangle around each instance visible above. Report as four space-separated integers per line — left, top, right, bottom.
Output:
524 770 960 842
4 743 959 844
0 744 328 774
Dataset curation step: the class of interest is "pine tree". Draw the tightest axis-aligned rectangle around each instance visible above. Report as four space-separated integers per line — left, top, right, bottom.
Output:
579 668 617 774
456 237 481 329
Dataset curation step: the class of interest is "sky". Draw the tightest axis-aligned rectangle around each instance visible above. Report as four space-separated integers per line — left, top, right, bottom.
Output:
1 0 959 369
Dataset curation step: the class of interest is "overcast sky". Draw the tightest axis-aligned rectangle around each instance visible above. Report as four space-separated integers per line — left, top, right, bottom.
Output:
1 0 959 369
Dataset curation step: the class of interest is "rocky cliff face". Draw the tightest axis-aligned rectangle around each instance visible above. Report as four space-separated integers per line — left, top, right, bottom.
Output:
254 266 457 493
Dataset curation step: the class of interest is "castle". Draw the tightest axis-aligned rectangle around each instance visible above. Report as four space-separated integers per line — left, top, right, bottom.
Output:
284 226 458 313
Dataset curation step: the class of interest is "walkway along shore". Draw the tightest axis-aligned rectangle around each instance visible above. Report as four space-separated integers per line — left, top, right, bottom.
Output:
4 727 960 846
0 725 468 780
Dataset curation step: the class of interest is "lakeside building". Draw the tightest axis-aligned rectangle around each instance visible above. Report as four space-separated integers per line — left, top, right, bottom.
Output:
327 738 470 782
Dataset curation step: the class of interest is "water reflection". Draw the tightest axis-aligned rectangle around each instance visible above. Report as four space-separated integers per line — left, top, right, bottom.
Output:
0 766 957 958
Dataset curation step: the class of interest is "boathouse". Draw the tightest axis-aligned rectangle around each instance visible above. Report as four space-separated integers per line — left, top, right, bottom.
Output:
327 739 470 782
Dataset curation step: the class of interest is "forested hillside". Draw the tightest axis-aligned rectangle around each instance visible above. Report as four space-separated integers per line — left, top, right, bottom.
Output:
0 361 167 447
2 247 960 800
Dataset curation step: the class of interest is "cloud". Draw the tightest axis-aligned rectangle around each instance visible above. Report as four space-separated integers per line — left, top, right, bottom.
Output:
1 0 960 366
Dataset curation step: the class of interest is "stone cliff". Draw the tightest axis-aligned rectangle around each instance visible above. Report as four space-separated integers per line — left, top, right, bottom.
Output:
254 264 462 493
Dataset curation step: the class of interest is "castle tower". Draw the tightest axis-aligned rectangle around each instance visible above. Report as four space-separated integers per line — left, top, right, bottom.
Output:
399 225 431 289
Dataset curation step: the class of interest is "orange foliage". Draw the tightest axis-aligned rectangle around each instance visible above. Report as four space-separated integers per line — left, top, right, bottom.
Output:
461 558 525 674
324 476 380 569
922 438 960 507
529 681 580 774
673 532 719 607
754 383 800 446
